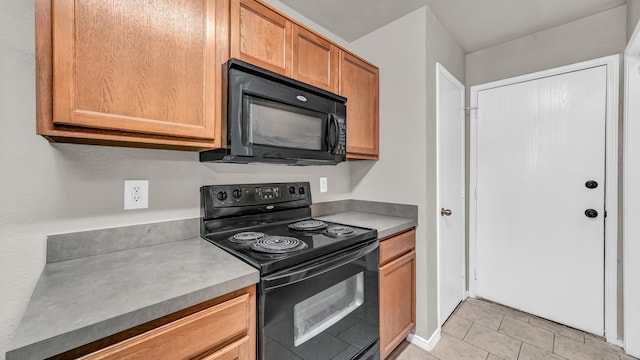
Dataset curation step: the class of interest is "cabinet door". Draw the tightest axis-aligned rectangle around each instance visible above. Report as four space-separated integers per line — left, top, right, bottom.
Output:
340 52 379 159
81 293 251 360
200 336 250 360
230 0 291 76
51 0 219 140
292 25 339 93
380 250 416 359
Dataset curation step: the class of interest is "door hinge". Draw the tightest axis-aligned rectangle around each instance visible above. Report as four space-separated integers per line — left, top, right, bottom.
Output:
604 210 608 218
475 187 478 200
474 268 478 280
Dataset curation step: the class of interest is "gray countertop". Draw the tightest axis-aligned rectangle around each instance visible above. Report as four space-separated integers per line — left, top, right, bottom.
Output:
7 238 259 360
317 211 417 239
7 201 416 360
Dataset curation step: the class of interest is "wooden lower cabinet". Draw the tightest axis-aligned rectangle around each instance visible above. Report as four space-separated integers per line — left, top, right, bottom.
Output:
76 286 256 360
379 229 416 359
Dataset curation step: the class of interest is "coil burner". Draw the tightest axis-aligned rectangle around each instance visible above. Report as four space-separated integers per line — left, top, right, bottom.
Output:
251 236 308 253
325 226 356 237
229 232 265 244
288 220 328 231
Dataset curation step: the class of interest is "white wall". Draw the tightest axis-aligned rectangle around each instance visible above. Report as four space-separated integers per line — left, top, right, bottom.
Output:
629 0 640 41
349 6 465 341
0 1 351 358
466 5 627 89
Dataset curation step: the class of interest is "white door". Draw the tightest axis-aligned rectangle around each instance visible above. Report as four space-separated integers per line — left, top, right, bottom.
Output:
436 63 466 326
474 66 607 335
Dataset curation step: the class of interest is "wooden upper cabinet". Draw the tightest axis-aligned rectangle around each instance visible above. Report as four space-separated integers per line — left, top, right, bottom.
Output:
339 52 380 159
230 0 291 76
291 25 339 93
48 0 223 143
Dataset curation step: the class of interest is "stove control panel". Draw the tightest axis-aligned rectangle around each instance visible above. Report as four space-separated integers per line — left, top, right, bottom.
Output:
256 185 280 200
203 182 311 209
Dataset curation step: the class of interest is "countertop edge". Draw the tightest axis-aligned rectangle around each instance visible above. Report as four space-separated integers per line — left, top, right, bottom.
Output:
378 219 418 239
7 241 259 360
7 272 259 360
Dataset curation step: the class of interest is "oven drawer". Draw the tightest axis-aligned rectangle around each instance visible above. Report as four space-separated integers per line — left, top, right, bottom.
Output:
81 293 252 360
380 229 416 265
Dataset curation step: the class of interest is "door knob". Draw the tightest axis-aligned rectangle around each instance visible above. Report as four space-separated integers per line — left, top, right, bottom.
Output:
441 208 452 216
585 180 598 189
585 209 598 218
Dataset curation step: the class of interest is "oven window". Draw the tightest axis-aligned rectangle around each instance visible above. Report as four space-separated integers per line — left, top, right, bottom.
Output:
293 272 364 347
248 97 325 151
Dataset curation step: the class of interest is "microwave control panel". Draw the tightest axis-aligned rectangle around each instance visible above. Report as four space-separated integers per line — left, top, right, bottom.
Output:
335 117 346 155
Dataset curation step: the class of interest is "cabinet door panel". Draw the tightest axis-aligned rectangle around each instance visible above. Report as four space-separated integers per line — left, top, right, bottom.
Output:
292 25 339 93
230 0 291 76
81 294 251 360
380 250 416 359
52 0 218 140
380 229 416 265
340 52 379 159
200 336 250 360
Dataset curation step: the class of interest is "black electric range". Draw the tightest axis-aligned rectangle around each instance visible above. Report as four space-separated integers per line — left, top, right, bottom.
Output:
200 182 378 275
200 182 380 360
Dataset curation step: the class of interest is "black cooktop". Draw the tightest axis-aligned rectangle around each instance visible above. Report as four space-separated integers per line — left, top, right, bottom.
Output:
204 218 377 274
200 182 377 275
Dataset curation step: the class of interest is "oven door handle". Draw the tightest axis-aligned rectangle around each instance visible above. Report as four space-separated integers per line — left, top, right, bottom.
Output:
262 239 379 291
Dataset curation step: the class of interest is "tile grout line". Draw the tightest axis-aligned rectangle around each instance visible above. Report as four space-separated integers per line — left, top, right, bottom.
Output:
464 318 524 359
460 321 499 358
461 318 474 340
516 341 523 360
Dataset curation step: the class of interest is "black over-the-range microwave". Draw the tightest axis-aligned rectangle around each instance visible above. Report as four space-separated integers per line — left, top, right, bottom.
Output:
199 59 347 166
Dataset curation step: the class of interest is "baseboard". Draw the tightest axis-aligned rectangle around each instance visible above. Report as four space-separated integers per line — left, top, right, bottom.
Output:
407 328 441 352
608 338 623 348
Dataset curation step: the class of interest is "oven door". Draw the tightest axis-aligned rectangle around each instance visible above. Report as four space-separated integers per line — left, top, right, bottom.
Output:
259 240 379 360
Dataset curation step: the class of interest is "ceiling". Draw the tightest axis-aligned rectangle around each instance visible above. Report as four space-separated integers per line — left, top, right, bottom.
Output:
279 0 627 53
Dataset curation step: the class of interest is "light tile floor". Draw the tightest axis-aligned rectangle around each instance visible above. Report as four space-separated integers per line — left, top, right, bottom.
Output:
388 298 639 360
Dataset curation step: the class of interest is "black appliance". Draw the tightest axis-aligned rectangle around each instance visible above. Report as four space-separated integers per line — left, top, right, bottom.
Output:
200 59 347 166
201 182 379 360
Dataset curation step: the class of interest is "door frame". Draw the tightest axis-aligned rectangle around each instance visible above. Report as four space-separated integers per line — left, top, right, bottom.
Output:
468 55 620 343
436 63 466 326
624 21 640 356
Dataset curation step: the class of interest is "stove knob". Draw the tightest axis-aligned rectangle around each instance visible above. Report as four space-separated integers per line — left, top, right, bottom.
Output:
232 188 243 199
298 187 306 195
216 191 228 201
289 186 296 195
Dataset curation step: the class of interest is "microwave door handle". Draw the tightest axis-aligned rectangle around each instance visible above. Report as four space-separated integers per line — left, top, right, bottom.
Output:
328 114 339 153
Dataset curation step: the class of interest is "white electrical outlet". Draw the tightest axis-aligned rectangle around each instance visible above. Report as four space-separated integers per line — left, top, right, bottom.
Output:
319 177 328 193
124 180 149 210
